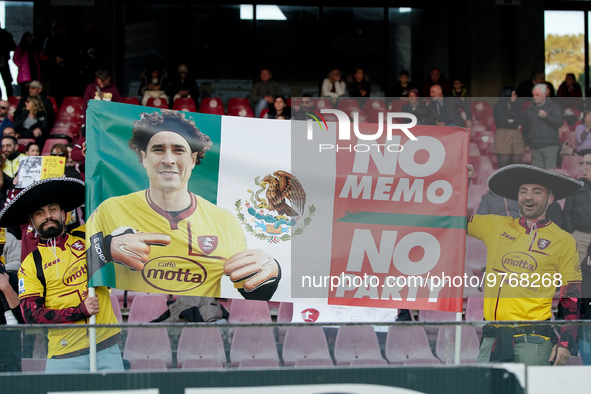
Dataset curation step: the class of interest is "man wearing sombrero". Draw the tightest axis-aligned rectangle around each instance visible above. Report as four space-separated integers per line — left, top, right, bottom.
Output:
0 177 123 372
468 164 583 366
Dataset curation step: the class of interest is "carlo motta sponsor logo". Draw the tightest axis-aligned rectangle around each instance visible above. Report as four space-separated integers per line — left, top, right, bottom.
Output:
141 256 208 292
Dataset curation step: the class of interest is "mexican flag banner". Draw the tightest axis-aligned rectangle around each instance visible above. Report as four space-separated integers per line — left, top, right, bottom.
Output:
85 100 469 312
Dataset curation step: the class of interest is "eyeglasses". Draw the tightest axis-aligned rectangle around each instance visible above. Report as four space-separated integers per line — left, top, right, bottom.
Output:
301 101 312 105
51 152 66 157
580 161 591 166
0 106 7 110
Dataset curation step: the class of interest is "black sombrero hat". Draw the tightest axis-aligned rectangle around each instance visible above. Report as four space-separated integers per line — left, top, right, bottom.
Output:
487 164 583 201
0 177 85 227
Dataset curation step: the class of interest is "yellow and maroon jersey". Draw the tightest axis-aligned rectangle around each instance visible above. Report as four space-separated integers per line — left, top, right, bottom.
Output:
18 231 119 358
467 214 581 321
87 190 247 296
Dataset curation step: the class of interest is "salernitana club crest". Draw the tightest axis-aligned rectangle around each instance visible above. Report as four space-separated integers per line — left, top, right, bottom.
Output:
235 170 315 243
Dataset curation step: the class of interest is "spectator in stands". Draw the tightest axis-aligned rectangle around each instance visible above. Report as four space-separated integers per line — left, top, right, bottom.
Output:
42 21 74 108
468 164 582 366
427 84 472 127
168 64 199 106
24 142 39 156
321 68 346 103
139 65 169 106
575 111 591 156
422 66 450 97
557 73 582 101
2 136 25 180
83 69 122 110
2 127 15 138
389 70 414 98
0 24 15 98
250 68 283 118
346 68 371 99
293 94 314 120
0 100 14 136
401 88 429 125
14 95 50 146
523 83 563 169
564 154 591 262
516 70 553 98
267 95 291 120
13 32 41 96
493 86 525 168
50 143 81 180
451 77 468 99
14 81 55 128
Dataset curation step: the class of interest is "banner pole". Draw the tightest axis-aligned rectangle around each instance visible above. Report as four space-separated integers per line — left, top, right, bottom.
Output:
454 311 462 365
89 287 97 372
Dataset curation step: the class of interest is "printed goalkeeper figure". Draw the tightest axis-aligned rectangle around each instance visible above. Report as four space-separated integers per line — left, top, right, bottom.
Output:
87 110 280 300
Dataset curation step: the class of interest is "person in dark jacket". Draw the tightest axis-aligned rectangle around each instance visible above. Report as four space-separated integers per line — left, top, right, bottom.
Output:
493 86 525 168
564 153 591 262
522 83 563 169
13 95 50 146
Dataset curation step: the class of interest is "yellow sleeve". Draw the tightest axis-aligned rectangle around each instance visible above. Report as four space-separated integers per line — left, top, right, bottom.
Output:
17 255 44 300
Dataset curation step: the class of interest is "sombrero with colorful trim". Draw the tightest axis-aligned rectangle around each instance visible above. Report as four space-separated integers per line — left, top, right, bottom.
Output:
487 164 583 201
0 177 85 227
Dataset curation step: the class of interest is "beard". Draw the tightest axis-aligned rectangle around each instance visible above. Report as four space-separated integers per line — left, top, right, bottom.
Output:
37 219 64 239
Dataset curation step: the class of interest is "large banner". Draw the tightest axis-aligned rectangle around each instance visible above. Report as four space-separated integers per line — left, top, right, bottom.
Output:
86 101 469 311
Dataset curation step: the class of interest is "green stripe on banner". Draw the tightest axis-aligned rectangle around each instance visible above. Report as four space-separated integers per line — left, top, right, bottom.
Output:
336 211 467 229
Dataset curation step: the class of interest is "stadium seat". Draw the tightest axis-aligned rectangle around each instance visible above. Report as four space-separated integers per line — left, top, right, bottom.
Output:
228 106 254 117
123 327 173 368
230 327 279 367
49 126 76 139
110 294 123 324
145 97 168 109
21 358 47 372
281 326 333 367
333 326 385 366
465 238 487 276
465 293 485 338
172 97 197 112
435 326 480 364
128 358 168 370
561 155 583 178
17 138 35 153
259 108 269 118
200 98 225 114
182 359 224 369
227 98 251 112
228 299 272 323
467 184 488 215
384 326 439 364
294 358 334 368
313 98 332 111
127 293 169 323
390 99 405 112
176 327 227 368
238 358 281 368
6 96 19 121
276 302 293 342
337 98 361 111
419 309 458 343
120 97 141 106
42 138 71 156
403 358 441 365
363 99 387 123
61 96 84 108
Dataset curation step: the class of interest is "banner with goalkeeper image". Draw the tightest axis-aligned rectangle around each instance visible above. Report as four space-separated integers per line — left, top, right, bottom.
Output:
85 100 470 310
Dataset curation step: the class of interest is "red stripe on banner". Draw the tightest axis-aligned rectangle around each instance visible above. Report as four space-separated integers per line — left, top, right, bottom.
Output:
327 125 469 312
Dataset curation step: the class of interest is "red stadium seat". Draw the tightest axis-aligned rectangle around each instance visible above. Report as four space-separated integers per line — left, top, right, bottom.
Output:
385 326 439 364
176 327 226 368
313 98 333 111
128 359 168 370
120 97 141 106
435 326 480 364
127 293 169 323
337 98 361 111
110 294 123 324
49 126 76 139
17 138 35 153
333 326 385 366
42 138 71 156
227 98 251 112
123 327 173 368
282 326 333 367
228 299 271 323
200 98 225 114
47 96 58 115
230 327 279 367
172 97 197 112
145 97 169 109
